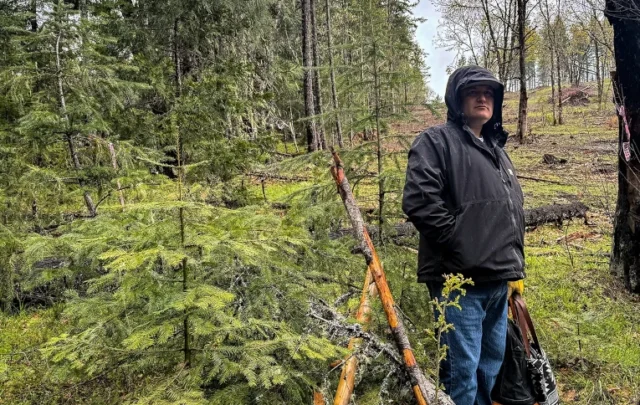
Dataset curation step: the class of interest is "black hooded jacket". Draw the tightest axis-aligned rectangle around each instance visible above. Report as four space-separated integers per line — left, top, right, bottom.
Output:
402 66 525 283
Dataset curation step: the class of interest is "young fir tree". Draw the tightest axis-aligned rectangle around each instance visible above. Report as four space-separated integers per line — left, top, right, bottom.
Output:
1 0 144 224
6 2 346 403
1 1 435 402
330 0 427 241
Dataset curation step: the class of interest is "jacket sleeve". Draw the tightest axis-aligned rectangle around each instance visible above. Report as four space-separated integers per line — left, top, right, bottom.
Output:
402 131 456 245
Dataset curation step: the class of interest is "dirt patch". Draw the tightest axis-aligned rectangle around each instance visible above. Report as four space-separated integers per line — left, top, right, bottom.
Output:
591 162 617 174
549 86 595 106
385 106 443 152
391 106 442 134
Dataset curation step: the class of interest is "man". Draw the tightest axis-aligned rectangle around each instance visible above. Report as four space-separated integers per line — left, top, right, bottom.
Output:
402 66 525 405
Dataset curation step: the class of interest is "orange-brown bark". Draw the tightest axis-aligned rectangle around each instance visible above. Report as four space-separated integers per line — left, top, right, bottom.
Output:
333 268 377 405
329 148 455 405
314 391 325 405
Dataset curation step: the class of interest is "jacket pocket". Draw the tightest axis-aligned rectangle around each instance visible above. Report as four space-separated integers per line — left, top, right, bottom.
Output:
445 200 515 273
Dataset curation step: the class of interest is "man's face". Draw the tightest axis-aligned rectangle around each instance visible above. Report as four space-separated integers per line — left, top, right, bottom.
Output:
461 85 494 126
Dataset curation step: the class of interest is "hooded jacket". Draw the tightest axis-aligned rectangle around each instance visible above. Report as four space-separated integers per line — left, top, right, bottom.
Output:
402 66 525 283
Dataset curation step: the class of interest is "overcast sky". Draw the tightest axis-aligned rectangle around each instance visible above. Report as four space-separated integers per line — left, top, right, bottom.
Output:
414 1 456 97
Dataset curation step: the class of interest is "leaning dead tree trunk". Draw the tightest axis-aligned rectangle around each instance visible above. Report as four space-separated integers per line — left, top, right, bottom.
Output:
333 267 378 405
330 148 454 405
606 0 640 294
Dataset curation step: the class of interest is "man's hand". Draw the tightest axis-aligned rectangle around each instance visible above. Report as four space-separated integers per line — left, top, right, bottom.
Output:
507 280 524 298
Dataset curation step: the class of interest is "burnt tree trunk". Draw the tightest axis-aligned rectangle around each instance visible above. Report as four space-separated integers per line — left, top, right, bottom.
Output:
301 0 318 152
606 0 640 294
516 0 528 143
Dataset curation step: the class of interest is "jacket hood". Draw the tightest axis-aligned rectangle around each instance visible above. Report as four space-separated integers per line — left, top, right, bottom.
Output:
444 65 508 147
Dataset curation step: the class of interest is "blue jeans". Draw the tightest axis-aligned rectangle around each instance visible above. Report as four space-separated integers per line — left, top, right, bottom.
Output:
427 280 508 405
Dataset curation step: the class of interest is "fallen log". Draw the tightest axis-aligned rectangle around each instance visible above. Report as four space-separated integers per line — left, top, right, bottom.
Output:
246 171 310 182
516 175 570 185
524 201 588 227
560 85 593 104
329 148 454 405
329 202 589 240
542 154 568 165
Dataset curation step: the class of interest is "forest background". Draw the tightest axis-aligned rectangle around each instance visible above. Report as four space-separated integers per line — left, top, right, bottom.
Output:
0 0 638 404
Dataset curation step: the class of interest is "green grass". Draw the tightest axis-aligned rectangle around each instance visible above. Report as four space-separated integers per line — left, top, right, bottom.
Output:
524 223 640 404
0 307 70 405
346 81 640 404
2 81 639 404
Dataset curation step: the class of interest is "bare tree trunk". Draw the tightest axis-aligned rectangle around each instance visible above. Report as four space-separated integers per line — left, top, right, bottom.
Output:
324 0 343 148
387 0 396 115
302 0 318 152
289 106 300 153
541 0 557 125
55 22 96 217
606 0 640 294
108 142 126 209
481 0 505 80
0 260 13 313
310 0 327 150
550 55 557 125
556 51 563 125
516 0 528 143
79 0 87 19
594 40 603 107
29 0 37 31
173 18 191 367
505 0 517 81
359 12 371 142
372 39 385 243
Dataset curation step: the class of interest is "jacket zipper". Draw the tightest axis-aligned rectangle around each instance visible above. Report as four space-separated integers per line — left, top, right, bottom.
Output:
463 126 523 273
495 151 523 272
